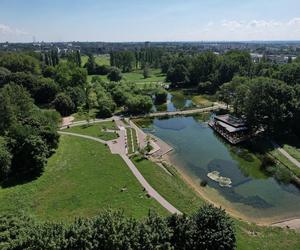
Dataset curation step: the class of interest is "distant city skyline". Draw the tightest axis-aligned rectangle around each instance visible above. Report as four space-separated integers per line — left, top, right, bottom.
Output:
0 0 300 42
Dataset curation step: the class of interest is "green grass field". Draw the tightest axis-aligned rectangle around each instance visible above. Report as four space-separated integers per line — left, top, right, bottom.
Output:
276 134 300 162
0 136 167 221
65 122 118 141
191 95 214 107
122 69 165 84
87 68 166 86
254 138 300 177
81 54 110 66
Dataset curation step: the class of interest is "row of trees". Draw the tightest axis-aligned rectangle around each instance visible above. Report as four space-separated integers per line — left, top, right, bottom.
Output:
110 48 165 73
0 205 236 250
164 51 300 94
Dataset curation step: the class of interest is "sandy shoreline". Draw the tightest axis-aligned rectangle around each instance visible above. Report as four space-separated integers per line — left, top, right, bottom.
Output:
160 150 300 229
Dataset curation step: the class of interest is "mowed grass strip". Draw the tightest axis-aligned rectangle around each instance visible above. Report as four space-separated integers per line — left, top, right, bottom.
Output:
132 128 139 150
0 136 167 221
81 54 110 66
126 128 134 154
65 122 118 141
131 156 204 214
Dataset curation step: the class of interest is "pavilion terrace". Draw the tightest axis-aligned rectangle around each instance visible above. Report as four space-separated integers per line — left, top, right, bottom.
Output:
209 114 250 144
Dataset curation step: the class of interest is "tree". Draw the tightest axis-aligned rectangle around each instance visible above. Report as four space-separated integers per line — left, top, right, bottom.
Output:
143 64 150 79
97 93 116 118
276 63 300 85
155 88 168 104
191 205 236 250
85 54 96 74
125 95 153 114
8 126 48 178
34 78 60 105
0 53 40 74
0 137 12 181
198 81 213 94
243 78 294 132
107 67 122 82
52 93 75 116
0 67 11 87
167 64 190 88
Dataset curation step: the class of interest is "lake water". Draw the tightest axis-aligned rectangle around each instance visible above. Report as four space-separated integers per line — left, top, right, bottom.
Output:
153 93 193 112
143 116 300 222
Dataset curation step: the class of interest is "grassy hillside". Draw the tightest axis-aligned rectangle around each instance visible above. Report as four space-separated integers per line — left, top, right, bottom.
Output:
0 136 167 221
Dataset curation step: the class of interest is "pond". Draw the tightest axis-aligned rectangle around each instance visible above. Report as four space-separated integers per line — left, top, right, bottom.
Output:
153 92 193 112
142 116 300 222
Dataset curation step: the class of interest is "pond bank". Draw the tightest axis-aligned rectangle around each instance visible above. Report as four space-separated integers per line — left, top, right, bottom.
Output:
138 116 300 227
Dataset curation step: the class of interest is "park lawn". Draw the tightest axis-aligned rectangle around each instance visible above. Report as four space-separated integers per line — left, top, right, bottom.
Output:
65 122 118 141
123 69 166 85
235 220 300 250
81 54 110 66
0 136 167 221
191 95 214 107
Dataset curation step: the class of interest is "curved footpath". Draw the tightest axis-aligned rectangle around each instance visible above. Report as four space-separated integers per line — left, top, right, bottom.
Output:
58 129 182 215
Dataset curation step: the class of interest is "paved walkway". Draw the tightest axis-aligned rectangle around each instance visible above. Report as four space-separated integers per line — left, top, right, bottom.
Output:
146 103 226 118
272 218 300 230
271 141 300 169
120 155 181 214
59 126 181 215
58 131 107 144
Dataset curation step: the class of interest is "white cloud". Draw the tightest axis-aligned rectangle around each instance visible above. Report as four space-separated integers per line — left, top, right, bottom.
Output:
0 23 30 42
199 17 300 40
221 20 243 31
0 24 28 35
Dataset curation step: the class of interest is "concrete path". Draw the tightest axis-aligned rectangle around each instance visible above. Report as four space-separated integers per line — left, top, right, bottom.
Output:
120 154 181 214
58 129 181 215
58 131 107 144
271 141 300 169
60 116 119 130
146 103 226 118
272 218 300 230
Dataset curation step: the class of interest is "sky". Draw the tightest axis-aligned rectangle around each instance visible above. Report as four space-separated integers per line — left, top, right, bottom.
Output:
0 0 300 42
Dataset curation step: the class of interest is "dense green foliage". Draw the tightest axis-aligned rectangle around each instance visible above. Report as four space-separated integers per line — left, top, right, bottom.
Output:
88 78 154 115
218 76 299 134
107 66 123 82
0 205 235 250
0 83 60 183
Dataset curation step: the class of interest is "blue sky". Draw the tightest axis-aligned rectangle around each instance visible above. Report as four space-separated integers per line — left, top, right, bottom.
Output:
0 0 300 42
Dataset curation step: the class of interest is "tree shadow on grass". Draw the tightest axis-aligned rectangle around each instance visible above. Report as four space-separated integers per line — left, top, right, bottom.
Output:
0 170 42 189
